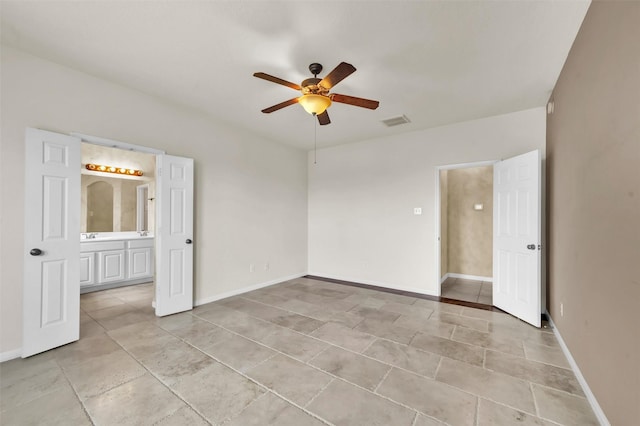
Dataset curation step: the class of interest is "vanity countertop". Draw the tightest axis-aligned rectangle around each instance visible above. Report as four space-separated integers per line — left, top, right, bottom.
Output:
81 232 154 241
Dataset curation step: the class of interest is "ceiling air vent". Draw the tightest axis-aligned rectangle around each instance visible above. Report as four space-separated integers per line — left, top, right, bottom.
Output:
381 115 410 127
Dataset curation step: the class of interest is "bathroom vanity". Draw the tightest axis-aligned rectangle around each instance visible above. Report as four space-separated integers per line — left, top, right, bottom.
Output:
80 232 154 293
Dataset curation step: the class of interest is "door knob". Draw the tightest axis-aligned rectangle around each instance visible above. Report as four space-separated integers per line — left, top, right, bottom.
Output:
185 239 192 244
30 248 43 256
526 244 536 250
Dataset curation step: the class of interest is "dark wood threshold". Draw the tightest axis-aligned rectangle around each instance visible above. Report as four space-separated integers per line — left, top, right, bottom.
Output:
304 275 506 313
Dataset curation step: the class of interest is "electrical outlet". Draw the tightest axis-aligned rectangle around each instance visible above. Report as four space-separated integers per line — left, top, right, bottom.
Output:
249 264 254 273
265 262 270 271
414 207 422 215
560 303 564 317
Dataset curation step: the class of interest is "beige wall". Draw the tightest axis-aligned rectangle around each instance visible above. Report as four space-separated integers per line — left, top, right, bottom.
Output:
82 143 156 178
439 170 448 277
446 166 493 278
546 2 640 424
0 47 308 355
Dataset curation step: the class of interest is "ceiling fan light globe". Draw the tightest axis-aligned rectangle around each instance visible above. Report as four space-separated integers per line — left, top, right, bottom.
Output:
298 94 331 115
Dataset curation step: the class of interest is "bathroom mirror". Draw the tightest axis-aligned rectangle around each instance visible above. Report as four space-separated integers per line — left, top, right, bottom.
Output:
136 184 150 232
81 175 154 233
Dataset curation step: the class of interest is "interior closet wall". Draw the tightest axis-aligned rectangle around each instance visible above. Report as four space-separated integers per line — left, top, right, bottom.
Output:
446 166 493 278
439 170 448 278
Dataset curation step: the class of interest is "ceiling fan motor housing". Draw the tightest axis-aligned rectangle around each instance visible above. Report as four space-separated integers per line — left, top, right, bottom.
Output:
301 78 329 96
303 63 328 95
308 63 323 76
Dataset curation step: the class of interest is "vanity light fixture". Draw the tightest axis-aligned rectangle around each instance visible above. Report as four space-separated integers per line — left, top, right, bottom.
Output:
85 163 143 176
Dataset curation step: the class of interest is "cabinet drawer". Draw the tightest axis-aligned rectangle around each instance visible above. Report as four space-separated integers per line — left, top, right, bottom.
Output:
81 240 125 253
127 239 154 249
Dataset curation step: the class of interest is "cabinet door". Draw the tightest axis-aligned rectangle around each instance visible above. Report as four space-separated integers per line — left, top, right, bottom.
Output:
128 247 153 279
98 250 126 283
80 252 95 287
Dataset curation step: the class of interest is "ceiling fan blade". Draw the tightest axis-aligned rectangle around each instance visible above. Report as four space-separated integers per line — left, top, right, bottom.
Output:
253 72 301 91
261 98 299 113
317 111 331 126
331 93 380 110
319 62 356 89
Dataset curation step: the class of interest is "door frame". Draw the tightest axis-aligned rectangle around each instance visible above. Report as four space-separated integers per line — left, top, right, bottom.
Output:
434 160 497 297
435 154 547 324
73 132 165 300
73 133 197 318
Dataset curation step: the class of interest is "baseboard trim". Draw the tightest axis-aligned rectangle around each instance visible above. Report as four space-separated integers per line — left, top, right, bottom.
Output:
0 348 22 362
307 272 434 297
80 278 153 294
547 314 610 426
440 273 450 284
306 274 504 312
446 273 493 282
194 272 306 307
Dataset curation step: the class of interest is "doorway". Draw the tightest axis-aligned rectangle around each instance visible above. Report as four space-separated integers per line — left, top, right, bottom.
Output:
437 161 495 305
23 129 195 357
436 150 544 327
80 142 156 294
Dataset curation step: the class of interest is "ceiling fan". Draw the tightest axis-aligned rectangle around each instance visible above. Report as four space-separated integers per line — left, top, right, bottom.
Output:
253 62 380 125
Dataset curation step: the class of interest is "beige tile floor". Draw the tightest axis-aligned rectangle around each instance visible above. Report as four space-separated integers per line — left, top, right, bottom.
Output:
0 278 599 425
441 277 493 305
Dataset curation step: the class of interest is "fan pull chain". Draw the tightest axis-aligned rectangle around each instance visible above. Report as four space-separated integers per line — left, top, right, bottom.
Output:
314 115 317 165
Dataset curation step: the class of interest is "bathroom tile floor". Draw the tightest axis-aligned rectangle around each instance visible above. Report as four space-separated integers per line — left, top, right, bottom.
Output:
0 278 598 425
441 277 493 305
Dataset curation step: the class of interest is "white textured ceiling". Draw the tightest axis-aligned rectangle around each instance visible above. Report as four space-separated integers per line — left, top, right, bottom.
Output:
1 1 590 149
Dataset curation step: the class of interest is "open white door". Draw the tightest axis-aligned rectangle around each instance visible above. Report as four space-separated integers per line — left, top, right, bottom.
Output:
155 154 194 316
493 150 542 327
23 128 81 357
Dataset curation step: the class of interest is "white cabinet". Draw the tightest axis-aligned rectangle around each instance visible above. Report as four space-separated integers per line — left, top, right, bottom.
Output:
127 239 154 280
98 250 126 283
80 252 95 286
81 238 154 292
128 248 152 279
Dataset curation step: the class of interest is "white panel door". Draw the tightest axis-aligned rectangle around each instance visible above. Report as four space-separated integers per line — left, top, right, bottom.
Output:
493 150 541 327
155 154 194 316
23 128 81 357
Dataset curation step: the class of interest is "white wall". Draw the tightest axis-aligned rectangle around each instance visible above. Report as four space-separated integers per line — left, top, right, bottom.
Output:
308 107 546 295
0 47 308 355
